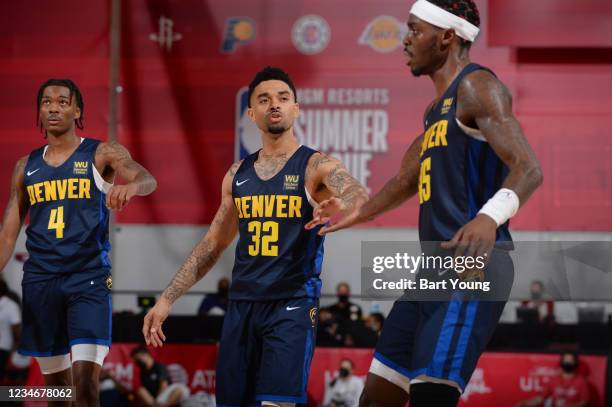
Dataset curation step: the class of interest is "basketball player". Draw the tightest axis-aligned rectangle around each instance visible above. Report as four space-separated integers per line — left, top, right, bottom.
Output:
143 66 368 406
309 1 543 406
0 79 157 406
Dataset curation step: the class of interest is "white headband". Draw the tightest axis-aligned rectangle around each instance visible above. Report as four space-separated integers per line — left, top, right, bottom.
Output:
409 0 480 42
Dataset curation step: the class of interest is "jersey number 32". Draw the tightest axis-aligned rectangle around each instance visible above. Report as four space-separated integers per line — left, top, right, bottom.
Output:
248 221 279 256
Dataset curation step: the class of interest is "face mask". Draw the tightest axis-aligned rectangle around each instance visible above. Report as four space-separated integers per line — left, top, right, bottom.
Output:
338 295 349 303
531 292 542 300
135 360 147 369
561 362 576 373
218 287 229 297
339 367 350 378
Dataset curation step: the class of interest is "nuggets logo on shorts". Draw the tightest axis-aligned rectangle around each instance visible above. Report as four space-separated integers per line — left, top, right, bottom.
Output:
106 275 113 289
221 17 256 53
358 16 406 53
283 175 299 191
309 307 317 326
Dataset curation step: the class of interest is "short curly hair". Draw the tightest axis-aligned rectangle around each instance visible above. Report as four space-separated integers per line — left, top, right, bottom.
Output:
427 0 480 47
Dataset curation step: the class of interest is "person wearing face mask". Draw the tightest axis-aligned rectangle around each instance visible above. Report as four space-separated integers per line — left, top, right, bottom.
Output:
323 359 364 407
328 282 363 322
520 280 555 323
365 313 385 336
130 346 190 407
197 277 230 316
516 351 589 407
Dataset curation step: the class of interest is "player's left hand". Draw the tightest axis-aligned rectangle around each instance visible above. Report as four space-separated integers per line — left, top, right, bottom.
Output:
106 183 138 211
143 298 171 347
441 213 497 259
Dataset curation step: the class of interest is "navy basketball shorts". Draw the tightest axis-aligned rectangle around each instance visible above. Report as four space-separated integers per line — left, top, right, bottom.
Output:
216 297 319 406
19 269 112 357
371 250 513 392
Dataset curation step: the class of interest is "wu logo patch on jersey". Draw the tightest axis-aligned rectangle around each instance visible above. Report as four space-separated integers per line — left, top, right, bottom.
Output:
284 175 300 191
221 17 256 53
359 16 406 53
106 275 113 289
235 87 263 160
441 97 454 114
73 161 89 175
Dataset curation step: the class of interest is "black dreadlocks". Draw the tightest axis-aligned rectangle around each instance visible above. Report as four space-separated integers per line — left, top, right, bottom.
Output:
36 79 84 134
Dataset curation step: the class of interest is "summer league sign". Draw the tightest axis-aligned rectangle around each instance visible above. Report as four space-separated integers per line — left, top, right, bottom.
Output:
361 241 612 301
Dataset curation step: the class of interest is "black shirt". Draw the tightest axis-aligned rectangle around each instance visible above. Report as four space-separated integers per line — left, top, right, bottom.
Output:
140 362 169 397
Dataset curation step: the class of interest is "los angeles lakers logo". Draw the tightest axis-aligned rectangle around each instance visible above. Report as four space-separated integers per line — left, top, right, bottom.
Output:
309 307 318 326
106 275 113 289
359 16 406 53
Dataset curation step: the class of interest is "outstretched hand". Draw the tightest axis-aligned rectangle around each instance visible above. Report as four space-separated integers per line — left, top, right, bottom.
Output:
305 197 363 235
142 298 171 347
105 183 138 211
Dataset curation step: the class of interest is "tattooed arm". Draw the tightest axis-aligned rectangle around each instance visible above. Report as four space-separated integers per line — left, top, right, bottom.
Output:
306 136 423 234
0 157 29 272
143 162 241 347
457 70 542 203
441 70 543 257
304 153 369 234
95 141 158 210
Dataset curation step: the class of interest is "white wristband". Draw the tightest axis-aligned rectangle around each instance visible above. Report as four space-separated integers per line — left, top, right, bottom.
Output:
477 188 520 227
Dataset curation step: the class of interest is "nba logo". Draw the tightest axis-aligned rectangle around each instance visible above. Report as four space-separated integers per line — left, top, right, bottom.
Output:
221 17 256 53
235 87 262 160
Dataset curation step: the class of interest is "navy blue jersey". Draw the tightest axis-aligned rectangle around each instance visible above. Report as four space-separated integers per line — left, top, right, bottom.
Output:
230 145 324 300
22 138 111 283
418 63 512 245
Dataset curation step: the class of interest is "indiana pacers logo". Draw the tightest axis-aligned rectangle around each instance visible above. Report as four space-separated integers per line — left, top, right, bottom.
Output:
309 307 318 327
106 275 113 289
221 17 256 53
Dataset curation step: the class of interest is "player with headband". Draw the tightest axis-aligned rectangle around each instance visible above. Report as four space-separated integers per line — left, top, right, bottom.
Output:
308 0 543 405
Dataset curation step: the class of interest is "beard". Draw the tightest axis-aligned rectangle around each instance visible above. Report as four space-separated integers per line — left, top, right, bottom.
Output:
267 123 288 135
411 64 426 77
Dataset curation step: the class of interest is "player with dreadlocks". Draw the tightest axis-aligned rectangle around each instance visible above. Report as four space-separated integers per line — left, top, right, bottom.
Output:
308 1 542 406
0 79 157 406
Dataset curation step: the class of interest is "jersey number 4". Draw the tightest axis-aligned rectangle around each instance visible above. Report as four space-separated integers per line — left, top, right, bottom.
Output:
48 206 65 238
248 221 279 256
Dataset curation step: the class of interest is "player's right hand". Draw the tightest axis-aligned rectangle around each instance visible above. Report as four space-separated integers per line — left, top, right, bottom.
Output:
143 298 171 347
305 197 363 235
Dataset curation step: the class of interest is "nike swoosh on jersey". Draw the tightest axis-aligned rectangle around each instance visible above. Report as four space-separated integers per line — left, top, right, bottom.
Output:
286 306 301 311
235 179 249 186
26 169 40 176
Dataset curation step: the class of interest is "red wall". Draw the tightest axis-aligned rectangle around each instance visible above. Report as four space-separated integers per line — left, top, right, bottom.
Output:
1 0 611 230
